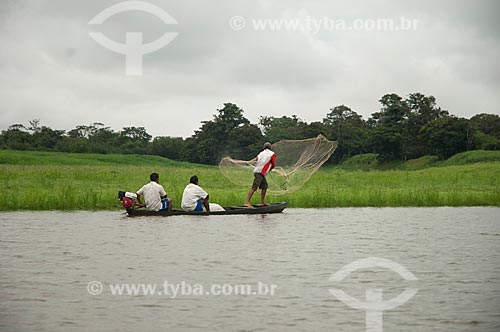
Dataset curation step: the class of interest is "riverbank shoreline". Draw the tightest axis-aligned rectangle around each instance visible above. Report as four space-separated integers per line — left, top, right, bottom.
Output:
1 150 499 210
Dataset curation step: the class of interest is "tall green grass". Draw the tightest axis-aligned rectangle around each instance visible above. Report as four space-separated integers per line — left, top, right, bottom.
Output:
440 150 500 166
277 163 500 207
398 155 439 170
0 150 498 210
0 150 203 167
339 153 381 170
340 150 500 171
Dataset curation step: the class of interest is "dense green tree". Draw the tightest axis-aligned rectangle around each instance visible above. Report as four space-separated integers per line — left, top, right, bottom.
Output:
369 126 403 161
227 123 264 160
64 123 119 153
0 125 33 150
406 93 449 125
120 126 152 142
149 136 185 160
469 113 500 150
323 105 368 161
68 123 105 139
300 121 328 139
372 94 409 126
421 117 471 159
473 131 500 150
118 127 152 154
1 97 498 164
56 137 90 153
403 93 449 159
369 94 410 160
469 113 500 137
32 126 65 150
368 93 453 160
187 103 255 164
259 115 307 142
324 105 363 130
213 102 250 132
189 120 227 164
179 137 198 163
90 126 118 153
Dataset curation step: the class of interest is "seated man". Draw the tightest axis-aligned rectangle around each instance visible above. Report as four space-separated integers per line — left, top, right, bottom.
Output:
181 175 210 212
136 172 172 212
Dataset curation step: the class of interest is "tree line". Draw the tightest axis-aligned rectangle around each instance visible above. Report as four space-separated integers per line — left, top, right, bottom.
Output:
1 93 499 164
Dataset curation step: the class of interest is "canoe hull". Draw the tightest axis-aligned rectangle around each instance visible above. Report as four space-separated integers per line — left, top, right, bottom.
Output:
126 202 288 217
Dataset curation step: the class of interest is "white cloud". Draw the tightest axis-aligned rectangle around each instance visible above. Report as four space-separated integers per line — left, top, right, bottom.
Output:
0 0 499 138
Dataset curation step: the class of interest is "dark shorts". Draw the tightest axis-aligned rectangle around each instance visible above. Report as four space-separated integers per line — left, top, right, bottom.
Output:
252 173 268 191
159 198 170 211
194 199 203 212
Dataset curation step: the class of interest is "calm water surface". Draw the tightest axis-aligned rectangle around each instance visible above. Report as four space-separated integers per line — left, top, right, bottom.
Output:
1 208 499 332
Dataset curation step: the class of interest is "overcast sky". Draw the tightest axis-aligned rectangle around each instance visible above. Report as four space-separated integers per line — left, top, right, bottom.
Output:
1 0 499 138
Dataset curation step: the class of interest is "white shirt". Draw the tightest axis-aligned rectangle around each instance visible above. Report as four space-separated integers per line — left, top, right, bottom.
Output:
181 183 208 211
254 149 276 175
137 181 167 211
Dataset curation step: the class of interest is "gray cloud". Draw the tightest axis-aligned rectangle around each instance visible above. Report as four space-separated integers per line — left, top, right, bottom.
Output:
0 0 499 137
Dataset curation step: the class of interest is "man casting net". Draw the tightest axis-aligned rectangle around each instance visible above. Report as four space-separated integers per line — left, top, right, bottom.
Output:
219 134 337 195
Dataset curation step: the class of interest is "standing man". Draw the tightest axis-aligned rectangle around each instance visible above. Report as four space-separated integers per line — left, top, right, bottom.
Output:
245 142 276 208
136 172 172 211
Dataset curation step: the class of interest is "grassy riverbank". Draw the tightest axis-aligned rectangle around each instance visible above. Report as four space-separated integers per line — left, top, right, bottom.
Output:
1 150 499 210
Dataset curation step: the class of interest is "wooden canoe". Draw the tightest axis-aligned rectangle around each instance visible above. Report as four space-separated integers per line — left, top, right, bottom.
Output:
126 202 288 217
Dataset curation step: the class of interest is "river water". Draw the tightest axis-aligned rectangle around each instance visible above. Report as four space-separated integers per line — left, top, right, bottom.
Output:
1 208 499 332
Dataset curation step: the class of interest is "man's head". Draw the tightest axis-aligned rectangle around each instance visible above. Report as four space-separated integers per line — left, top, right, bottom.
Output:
190 175 199 185
263 142 272 150
150 172 159 182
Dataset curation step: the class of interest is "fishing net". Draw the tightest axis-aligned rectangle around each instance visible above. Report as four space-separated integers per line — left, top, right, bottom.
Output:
219 134 337 194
